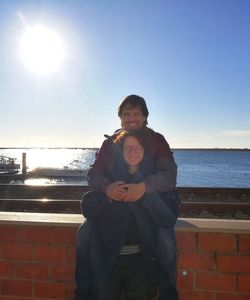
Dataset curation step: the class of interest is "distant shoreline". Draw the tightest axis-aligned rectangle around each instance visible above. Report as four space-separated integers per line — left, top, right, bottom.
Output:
172 148 250 151
0 147 249 151
0 147 99 150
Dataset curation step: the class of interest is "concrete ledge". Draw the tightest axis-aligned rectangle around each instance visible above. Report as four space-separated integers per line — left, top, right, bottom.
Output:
0 211 249 233
0 211 83 227
176 218 250 233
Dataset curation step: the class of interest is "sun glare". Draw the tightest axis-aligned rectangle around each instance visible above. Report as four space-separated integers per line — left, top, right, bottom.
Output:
19 24 66 75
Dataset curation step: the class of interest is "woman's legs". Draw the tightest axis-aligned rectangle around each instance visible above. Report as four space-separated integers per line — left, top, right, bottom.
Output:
75 222 92 300
100 253 153 300
157 228 179 300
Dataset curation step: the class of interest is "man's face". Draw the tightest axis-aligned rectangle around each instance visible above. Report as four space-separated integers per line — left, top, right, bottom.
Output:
120 106 146 130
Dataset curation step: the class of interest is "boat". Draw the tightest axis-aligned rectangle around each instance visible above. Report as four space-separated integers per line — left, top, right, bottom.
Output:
28 167 88 178
0 156 20 174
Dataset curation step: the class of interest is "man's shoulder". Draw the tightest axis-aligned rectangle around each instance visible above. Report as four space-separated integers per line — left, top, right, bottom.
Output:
144 127 172 156
145 127 166 141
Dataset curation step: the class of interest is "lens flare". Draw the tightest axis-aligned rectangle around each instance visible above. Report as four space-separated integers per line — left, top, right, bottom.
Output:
19 24 66 75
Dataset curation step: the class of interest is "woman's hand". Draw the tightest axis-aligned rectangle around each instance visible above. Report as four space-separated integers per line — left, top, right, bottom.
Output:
120 182 146 202
106 181 126 201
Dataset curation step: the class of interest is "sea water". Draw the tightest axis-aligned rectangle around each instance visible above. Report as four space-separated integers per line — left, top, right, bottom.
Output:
0 148 249 188
174 149 250 188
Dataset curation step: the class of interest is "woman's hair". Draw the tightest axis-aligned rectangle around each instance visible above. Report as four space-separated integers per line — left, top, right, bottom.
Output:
114 129 146 149
118 95 149 125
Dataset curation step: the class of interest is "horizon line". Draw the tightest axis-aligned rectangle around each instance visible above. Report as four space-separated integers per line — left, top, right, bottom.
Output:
0 147 249 151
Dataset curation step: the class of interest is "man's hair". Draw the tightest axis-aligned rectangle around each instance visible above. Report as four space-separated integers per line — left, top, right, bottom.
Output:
118 95 149 124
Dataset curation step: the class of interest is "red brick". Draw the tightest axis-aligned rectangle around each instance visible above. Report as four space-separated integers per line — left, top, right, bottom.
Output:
67 283 77 300
238 234 250 254
35 281 66 299
52 263 75 281
0 261 15 277
1 243 33 261
51 227 76 244
217 255 250 272
177 270 194 290
0 226 17 242
198 233 236 252
20 298 38 300
178 290 214 300
215 292 250 300
178 251 214 270
237 274 250 293
1 279 32 297
0 297 18 300
197 271 235 291
68 246 76 263
18 226 51 244
35 245 68 262
16 262 49 280
176 232 197 250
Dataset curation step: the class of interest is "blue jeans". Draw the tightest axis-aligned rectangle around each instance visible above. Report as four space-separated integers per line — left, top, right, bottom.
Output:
75 224 179 300
98 253 155 300
75 222 92 300
157 228 179 300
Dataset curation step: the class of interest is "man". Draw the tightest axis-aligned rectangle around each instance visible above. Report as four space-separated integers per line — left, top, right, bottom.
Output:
75 95 179 300
88 94 177 202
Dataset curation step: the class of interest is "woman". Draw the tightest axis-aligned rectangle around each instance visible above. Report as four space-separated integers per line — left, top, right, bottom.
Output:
78 130 179 300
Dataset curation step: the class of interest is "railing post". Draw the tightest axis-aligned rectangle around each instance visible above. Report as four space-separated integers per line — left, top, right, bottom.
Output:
22 152 27 174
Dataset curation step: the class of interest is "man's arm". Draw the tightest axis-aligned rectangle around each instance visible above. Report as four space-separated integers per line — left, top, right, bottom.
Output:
143 131 177 193
143 155 177 193
87 138 112 193
121 156 176 202
88 136 127 201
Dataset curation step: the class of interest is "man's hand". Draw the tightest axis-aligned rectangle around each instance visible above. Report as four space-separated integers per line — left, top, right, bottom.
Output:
121 182 146 202
106 181 126 201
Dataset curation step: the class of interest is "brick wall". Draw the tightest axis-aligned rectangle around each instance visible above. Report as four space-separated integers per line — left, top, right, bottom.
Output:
0 224 76 299
176 231 250 300
0 213 249 300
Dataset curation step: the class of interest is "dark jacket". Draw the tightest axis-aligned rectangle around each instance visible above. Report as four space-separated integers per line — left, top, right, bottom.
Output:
81 147 179 285
81 189 179 285
87 127 177 194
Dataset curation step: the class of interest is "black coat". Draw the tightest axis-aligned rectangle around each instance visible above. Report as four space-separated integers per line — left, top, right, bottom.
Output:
81 148 179 285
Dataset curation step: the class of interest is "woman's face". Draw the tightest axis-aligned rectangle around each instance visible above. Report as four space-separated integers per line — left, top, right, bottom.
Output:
123 136 144 167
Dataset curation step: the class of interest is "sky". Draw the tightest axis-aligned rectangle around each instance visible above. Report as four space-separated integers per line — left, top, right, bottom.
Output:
0 0 250 149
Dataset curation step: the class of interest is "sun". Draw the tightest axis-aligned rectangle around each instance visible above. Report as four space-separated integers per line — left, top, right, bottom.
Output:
19 24 66 75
